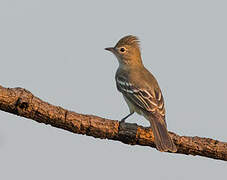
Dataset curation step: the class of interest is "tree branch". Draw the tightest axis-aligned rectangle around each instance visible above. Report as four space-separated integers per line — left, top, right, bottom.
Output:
0 85 226 161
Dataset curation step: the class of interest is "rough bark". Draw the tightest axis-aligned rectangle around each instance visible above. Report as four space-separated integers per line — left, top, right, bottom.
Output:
0 85 226 161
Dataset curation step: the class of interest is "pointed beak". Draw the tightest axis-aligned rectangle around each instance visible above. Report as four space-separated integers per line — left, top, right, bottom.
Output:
105 47 115 53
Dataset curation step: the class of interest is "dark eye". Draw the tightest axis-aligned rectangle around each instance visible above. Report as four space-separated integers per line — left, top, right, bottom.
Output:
120 47 126 52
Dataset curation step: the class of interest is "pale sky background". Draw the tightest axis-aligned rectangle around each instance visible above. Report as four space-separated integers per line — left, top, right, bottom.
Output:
0 0 226 179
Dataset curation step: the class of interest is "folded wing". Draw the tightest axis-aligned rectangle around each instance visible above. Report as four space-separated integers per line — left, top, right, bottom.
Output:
116 75 165 119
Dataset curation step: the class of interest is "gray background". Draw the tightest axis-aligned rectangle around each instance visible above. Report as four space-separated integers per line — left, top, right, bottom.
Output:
0 0 226 179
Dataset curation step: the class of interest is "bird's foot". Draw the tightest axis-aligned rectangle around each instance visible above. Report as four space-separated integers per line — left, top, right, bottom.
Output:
120 112 134 123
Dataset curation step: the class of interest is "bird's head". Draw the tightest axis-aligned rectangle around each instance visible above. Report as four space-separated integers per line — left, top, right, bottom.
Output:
105 35 142 66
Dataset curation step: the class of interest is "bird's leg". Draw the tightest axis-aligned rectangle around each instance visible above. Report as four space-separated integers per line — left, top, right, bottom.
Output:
120 112 134 122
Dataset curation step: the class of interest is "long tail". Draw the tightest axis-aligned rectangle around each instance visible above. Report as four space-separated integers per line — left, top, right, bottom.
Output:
149 115 177 152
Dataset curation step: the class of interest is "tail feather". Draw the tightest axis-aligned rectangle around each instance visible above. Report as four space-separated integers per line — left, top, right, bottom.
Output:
149 116 177 152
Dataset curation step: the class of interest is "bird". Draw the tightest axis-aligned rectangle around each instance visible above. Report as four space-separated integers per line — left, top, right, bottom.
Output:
105 35 177 152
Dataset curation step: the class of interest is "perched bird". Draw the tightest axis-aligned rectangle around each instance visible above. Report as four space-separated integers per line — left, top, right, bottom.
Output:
105 35 177 152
